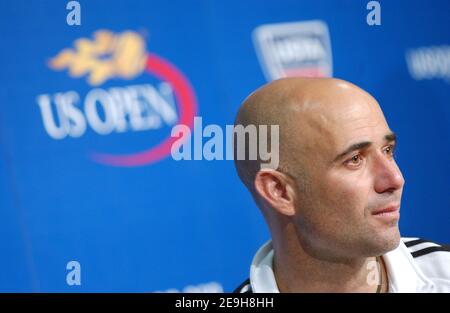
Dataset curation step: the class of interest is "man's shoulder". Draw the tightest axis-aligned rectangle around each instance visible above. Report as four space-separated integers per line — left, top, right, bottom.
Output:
233 278 253 293
401 237 450 281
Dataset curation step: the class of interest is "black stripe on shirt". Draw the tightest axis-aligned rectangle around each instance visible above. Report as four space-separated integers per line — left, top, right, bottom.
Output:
412 245 450 258
233 278 253 293
403 238 450 258
403 238 434 248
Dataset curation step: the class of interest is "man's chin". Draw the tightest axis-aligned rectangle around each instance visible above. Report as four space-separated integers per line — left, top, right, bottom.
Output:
358 225 401 257
374 227 401 255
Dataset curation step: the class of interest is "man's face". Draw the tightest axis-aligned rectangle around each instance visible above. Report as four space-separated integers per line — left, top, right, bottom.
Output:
289 90 405 260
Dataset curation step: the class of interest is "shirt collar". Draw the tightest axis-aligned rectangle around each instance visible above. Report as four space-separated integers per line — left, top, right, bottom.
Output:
250 239 432 293
250 240 279 293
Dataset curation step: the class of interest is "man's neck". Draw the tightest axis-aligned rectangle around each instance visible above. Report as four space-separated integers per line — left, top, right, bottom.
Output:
272 239 387 293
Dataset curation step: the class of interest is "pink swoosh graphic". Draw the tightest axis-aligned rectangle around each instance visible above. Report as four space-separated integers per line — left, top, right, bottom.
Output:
90 53 197 167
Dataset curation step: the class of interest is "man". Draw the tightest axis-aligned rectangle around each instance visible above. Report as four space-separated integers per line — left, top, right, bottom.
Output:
233 77 450 293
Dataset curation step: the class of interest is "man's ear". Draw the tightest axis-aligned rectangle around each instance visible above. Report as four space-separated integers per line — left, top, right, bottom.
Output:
254 169 296 217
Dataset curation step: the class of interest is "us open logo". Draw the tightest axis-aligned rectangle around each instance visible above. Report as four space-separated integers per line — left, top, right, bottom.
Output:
253 20 333 81
37 29 197 167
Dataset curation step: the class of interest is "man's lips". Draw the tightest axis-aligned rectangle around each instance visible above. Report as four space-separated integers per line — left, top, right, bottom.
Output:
372 204 400 215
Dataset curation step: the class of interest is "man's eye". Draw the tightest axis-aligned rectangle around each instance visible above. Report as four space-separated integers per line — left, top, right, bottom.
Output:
384 145 396 157
346 154 363 167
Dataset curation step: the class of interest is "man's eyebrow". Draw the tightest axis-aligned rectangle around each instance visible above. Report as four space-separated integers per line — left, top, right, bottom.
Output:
385 132 397 143
333 132 397 163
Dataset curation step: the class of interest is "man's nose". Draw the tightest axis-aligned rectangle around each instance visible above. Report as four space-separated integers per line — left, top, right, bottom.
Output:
373 155 405 194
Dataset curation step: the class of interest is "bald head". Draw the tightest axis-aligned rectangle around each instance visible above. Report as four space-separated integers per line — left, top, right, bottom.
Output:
234 77 385 197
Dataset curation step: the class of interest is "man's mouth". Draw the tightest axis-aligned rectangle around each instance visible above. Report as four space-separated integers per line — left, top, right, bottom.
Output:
371 204 400 220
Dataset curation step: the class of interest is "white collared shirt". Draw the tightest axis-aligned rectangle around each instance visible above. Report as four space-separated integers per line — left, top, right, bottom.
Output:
234 237 450 293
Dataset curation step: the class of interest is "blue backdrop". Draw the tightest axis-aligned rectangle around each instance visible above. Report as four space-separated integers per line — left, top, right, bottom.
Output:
0 0 448 292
